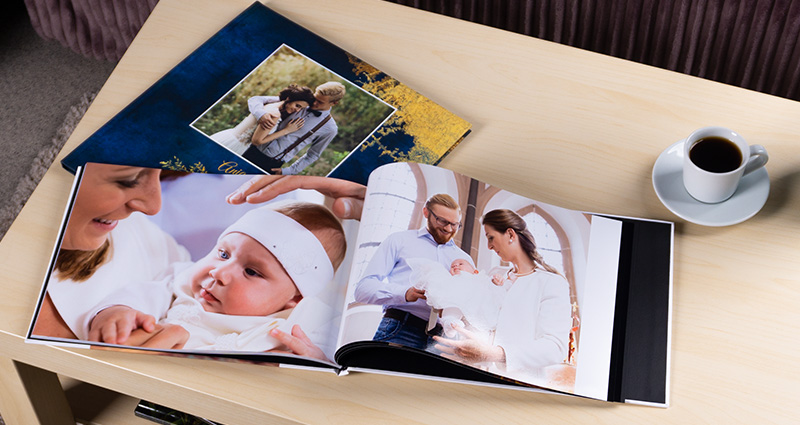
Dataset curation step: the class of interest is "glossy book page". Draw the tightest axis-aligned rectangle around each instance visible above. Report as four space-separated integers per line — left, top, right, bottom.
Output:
27 164 358 369
334 162 672 405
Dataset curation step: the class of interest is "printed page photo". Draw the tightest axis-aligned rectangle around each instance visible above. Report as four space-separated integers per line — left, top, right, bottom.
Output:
25 161 669 403
337 162 621 396
28 164 360 365
190 44 395 177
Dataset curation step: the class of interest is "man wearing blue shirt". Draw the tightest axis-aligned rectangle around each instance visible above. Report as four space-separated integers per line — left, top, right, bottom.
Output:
354 194 474 350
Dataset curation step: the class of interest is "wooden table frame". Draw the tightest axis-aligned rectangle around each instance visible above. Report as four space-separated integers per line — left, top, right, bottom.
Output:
2 0 799 423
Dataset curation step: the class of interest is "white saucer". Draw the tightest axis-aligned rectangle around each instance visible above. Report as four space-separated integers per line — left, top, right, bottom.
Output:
652 140 770 226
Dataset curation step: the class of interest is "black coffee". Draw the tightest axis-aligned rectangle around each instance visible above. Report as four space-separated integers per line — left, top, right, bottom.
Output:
689 137 743 173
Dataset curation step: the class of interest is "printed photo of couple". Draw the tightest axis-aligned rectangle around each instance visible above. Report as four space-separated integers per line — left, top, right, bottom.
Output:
339 163 599 393
191 44 395 177
30 165 357 364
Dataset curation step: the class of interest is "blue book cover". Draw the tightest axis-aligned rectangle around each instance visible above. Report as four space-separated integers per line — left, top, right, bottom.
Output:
61 2 471 185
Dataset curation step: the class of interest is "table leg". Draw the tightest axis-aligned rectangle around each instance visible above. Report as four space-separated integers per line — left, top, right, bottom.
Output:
0 357 74 425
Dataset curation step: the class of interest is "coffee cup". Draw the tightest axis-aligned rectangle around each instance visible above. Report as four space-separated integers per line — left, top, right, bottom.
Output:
682 127 768 203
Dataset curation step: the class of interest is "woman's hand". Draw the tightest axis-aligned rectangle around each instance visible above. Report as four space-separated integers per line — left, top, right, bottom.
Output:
226 175 366 220
251 112 286 145
88 305 156 344
282 117 305 133
433 324 505 364
268 325 329 362
125 324 189 349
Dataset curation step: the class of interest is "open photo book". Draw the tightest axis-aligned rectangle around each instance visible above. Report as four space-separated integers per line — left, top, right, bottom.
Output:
27 162 673 406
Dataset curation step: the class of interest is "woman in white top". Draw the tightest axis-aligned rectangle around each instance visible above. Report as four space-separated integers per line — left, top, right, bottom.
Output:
31 165 367 356
433 208 571 383
210 84 315 155
31 164 190 344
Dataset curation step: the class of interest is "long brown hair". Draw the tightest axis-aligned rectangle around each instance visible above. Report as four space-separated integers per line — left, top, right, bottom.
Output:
278 84 317 106
482 209 560 275
54 239 113 282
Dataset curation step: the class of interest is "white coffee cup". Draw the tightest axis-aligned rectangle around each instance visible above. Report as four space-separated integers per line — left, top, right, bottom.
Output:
682 127 768 203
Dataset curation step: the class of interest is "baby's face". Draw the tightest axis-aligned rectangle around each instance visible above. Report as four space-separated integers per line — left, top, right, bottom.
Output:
189 232 299 316
449 259 475 275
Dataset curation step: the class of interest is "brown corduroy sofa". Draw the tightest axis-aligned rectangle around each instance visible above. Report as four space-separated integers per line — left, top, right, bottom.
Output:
387 0 800 102
25 0 800 101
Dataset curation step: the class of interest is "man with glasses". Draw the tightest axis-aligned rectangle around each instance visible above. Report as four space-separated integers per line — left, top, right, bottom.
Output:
354 194 475 350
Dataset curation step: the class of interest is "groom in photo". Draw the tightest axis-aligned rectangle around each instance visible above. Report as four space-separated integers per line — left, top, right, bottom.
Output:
354 194 475 350
243 81 345 175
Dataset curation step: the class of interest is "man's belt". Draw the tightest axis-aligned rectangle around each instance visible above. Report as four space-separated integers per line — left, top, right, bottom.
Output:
383 308 443 336
383 308 428 330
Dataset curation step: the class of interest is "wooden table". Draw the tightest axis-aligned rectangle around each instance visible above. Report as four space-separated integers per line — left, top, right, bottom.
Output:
2 0 799 423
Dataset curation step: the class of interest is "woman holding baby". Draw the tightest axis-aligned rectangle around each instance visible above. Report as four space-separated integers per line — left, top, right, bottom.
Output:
32 165 365 359
434 209 572 382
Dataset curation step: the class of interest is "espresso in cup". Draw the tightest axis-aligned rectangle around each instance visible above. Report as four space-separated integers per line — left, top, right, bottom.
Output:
682 127 768 203
688 136 742 173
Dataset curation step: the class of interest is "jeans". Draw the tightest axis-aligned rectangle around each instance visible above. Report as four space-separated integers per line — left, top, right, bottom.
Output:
372 315 433 350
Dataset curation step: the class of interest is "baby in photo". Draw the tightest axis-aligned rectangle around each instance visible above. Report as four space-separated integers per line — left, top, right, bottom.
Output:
408 258 507 339
87 202 346 353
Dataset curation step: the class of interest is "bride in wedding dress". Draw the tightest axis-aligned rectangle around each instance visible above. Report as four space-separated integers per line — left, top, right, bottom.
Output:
210 84 316 155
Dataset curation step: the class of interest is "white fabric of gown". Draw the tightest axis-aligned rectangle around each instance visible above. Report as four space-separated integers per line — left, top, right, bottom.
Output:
407 258 506 335
46 213 190 340
210 104 280 155
490 270 571 383
164 267 333 351
90 261 335 352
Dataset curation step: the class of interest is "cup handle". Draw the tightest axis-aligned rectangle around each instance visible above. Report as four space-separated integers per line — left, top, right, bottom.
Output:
743 144 769 176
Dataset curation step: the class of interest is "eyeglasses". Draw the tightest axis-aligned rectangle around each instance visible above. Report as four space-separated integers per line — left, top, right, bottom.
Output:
428 209 462 230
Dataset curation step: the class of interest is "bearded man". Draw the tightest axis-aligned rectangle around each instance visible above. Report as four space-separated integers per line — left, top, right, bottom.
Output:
354 194 474 349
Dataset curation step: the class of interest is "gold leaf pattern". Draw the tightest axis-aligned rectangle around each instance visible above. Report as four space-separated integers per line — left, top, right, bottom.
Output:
348 54 470 162
159 157 208 174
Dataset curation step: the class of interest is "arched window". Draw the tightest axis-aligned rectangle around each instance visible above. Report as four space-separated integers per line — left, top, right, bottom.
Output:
349 163 423 281
522 211 565 275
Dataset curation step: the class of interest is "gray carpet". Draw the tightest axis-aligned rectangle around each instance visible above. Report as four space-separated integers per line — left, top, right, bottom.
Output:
0 3 115 422
0 92 94 239
0 1 116 239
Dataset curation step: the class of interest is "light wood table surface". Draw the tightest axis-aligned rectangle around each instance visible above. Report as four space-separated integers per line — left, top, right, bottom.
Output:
2 0 799 423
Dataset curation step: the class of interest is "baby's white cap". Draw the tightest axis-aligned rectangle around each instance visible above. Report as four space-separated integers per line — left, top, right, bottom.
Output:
219 206 334 298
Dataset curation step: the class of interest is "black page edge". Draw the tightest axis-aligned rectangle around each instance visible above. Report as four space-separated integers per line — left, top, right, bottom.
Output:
603 217 672 405
335 340 588 399
25 165 86 339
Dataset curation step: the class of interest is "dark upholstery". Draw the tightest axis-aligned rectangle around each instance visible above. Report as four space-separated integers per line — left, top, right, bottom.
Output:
23 0 800 100
24 0 158 61
387 0 800 101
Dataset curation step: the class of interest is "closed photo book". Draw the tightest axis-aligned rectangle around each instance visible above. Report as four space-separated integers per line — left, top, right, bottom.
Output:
27 161 673 406
60 2 471 185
